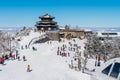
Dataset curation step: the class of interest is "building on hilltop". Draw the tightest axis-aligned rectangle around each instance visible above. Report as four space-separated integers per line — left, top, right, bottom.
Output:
35 13 59 40
35 13 94 40
84 29 93 37
59 27 85 39
97 31 120 40
35 13 58 31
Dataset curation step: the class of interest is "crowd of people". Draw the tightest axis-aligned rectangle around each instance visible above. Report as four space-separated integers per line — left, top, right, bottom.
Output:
0 38 102 73
0 44 31 72
0 50 27 64
56 39 83 71
56 38 102 72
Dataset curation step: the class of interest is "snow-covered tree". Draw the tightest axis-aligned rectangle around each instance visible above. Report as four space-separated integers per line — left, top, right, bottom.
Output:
82 34 100 72
82 34 105 72
84 33 102 57
84 33 120 64
107 37 120 59
65 25 70 30
0 31 14 53
99 37 120 61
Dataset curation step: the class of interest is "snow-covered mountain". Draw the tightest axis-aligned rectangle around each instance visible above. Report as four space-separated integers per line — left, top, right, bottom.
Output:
0 27 22 32
0 27 120 33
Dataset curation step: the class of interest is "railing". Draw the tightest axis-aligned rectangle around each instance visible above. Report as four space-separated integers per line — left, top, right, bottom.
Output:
28 33 47 47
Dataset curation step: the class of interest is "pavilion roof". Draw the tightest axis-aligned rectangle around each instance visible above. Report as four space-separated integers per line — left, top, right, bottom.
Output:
36 21 57 24
35 24 58 27
39 13 55 19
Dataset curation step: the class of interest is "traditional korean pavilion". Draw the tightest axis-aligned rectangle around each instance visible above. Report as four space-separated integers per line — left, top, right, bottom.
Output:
35 13 58 31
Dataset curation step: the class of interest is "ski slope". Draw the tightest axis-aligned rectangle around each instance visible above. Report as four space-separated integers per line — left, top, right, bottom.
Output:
0 31 90 80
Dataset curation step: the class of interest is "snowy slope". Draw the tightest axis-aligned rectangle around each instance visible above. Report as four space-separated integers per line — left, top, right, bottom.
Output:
0 31 90 80
18 30 45 47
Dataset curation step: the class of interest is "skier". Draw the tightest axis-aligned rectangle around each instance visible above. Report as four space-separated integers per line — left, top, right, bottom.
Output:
50 41 52 44
68 52 70 57
16 50 18 59
97 56 101 66
16 53 18 59
23 55 26 61
60 51 62 55
21 45 23 50
27 64 31 72
5 54 9 60
16 50 18 54
0 57 2 64
61 47 62 51
65 52 67 57
58 47 59 50
57 50 59 55
18 56 20 61
12 54 15 60
2 55 5 60
0 57 4 65
1 58 4 65
32 47 35 51
10 52 12 58
25 45 27 49
95 60 97 66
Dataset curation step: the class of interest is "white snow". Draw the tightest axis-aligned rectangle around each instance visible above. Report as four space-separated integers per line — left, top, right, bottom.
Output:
0 30 90 80
18 31 44 45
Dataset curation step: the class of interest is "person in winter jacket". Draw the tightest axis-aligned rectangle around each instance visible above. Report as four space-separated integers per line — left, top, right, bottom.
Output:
25 45 27 49
27 64 30 72
10 53 12 58
0 57 2 64
23 55 26 61
1 58 4 64
5 54 9 60
68 52 70 57
57 50 59 55
18 56 20 61
0 58 4 64
21 45 23 50
12 54 15 60
16 53 18 59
